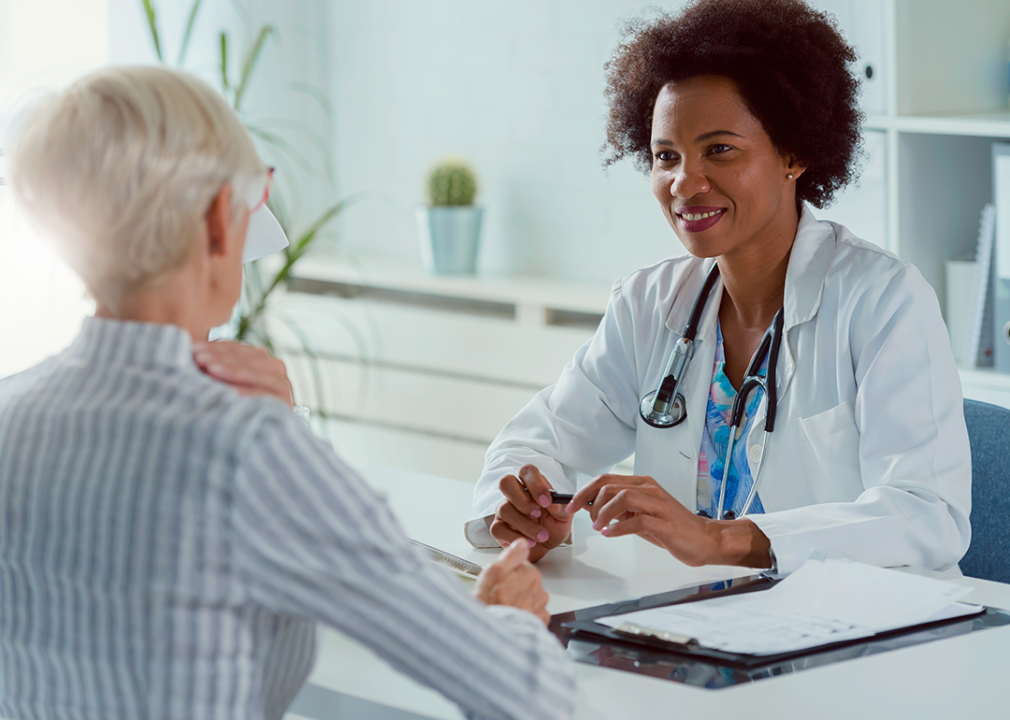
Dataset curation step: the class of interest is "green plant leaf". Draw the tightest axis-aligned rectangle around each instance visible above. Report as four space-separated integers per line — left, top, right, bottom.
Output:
177 0 204 66
245 124 317 177
239 194 364 333
141 0 163 62
273 312 330 418
248 118 334 184
289 81 334 125
233 24 277 111
219 31 230 93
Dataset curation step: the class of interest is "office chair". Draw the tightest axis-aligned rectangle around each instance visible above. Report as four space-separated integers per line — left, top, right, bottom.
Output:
960 398 1010 584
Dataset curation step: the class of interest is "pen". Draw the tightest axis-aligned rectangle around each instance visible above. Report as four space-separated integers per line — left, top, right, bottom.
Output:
549 490 592 507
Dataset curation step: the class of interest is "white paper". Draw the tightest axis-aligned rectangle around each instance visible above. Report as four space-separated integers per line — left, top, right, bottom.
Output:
597 558 978 656
965 203 996 367
996 155 1010 280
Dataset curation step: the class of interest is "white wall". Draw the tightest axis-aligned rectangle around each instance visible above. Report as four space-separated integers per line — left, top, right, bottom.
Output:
0 0 107 378
326 0 889 283
327 0 687 282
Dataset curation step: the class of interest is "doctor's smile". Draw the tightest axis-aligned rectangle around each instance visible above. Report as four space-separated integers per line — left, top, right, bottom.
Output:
470 0 970 583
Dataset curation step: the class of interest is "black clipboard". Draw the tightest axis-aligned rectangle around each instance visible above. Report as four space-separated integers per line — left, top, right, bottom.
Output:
550 575 1010 686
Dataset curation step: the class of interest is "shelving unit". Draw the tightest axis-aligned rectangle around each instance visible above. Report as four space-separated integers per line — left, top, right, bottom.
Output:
818 0 1010 403
831 1 1010 288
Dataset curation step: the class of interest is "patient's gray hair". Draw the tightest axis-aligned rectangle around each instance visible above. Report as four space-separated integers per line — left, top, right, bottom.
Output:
10 65 264 311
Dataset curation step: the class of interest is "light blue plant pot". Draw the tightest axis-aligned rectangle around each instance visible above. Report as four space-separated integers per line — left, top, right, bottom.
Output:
416 206 483 275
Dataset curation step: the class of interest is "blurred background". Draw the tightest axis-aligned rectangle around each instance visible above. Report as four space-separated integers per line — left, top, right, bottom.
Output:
2 0 1010 483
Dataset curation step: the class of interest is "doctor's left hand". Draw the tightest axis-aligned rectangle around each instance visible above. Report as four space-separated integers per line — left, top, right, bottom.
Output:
490 464 573 563
569 474 771 568
193 340 294 407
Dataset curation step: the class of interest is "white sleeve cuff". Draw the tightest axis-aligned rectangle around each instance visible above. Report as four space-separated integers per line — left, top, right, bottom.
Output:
464 515 498 548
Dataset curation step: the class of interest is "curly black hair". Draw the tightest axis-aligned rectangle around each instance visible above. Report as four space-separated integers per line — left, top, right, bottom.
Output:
603 0 863 208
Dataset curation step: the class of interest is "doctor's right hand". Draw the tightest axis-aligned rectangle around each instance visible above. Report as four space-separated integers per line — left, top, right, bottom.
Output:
490 464 572 563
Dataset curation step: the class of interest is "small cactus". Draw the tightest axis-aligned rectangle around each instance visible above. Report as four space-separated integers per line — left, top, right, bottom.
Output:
427 159 478 206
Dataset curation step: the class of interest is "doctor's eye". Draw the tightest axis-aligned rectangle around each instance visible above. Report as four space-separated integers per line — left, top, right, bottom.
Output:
708 144 733 156
655 150 678 163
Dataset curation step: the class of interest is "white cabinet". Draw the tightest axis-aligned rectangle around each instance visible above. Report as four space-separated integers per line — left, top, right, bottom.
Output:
266 258 622 482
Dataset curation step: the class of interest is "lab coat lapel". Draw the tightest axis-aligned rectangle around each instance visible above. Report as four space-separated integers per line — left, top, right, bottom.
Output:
645 259 720 510
777 205 835 402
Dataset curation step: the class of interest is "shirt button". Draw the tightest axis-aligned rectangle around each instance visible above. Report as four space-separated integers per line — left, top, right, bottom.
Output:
747 444 763 465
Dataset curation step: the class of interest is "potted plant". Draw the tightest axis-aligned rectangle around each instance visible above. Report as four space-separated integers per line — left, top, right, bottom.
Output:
416 158 482 275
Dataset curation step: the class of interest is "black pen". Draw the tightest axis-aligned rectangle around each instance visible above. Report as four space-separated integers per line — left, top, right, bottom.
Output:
549 490 592 507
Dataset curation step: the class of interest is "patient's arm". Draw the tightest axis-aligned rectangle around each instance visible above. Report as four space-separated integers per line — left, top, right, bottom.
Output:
193 340 293 407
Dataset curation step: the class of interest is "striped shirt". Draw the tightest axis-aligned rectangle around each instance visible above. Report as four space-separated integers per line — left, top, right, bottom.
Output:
0 318 573 720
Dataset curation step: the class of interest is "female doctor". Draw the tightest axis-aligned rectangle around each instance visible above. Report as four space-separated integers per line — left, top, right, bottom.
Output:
465 0 972 575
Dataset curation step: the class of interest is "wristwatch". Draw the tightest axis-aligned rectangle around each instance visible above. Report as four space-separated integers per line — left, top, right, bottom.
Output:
765 546 779 575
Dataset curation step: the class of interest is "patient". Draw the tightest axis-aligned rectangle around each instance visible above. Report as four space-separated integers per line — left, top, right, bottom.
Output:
1 66 573 720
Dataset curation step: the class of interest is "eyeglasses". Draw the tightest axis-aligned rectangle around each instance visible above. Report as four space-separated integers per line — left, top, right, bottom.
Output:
251 167 275 213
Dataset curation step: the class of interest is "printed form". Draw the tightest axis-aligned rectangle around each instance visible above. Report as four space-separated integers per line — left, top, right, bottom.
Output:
596 557 980 656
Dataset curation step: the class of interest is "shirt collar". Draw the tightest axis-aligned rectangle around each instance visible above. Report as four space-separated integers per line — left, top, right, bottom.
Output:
67 317 196 370
782 204 835 330
664 204 835 336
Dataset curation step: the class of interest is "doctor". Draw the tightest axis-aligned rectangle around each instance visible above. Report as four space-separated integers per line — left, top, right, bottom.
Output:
465 0 971 575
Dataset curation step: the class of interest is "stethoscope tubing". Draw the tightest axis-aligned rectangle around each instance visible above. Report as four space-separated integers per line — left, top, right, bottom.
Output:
717 309 784 520
639 262 786 521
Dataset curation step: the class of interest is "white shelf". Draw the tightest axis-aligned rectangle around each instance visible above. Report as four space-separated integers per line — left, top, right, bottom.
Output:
867 112 1010 138
958 366 1010 392
289 256 612 323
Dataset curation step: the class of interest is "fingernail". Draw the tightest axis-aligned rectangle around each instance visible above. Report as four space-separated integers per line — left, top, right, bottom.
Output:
530 508 542 519
210 364 226 374
592 520 600 531
536 530 549 543
564 502 574 514
527 538 536 548
538 494 551 508
601 525 610 536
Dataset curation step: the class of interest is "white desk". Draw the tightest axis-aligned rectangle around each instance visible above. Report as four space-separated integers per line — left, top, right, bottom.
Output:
300 467 1010 720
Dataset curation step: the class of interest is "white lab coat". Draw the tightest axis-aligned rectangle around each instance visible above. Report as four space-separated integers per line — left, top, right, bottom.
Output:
466 207 971 575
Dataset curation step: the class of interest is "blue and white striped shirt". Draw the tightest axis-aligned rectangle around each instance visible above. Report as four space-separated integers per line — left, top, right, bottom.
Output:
0 318 573 720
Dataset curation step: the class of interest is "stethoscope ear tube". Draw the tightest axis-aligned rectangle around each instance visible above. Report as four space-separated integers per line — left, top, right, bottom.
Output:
764 311 784 433
639 263 721 429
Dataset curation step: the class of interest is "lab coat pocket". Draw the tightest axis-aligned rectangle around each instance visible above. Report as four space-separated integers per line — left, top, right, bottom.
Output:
797 399 863 500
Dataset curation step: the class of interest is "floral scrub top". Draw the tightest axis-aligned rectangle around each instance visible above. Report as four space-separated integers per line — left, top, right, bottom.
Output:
696 323 768 519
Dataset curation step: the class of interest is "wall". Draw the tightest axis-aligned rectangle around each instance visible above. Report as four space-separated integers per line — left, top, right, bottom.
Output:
326 0 888 283
0 0 107 377
0 0 334 379
327 0 686 282
107 0 336 232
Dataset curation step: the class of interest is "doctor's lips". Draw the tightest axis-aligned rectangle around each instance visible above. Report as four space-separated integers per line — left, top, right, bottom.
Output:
676 206 726 232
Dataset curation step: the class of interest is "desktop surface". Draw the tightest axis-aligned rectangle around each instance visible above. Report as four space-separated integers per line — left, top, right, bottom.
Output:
299 467 1010 720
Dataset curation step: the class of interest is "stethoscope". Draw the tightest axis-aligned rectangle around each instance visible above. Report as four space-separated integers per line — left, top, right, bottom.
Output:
639 263 785 520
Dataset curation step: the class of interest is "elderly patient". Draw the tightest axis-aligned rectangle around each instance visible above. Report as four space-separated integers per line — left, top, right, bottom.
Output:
0 66 573 720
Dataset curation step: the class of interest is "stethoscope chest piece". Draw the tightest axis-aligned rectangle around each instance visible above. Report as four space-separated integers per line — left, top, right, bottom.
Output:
640 390 687 428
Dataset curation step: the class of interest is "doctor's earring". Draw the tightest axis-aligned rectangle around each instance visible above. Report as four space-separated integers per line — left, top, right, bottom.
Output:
787 173 794 180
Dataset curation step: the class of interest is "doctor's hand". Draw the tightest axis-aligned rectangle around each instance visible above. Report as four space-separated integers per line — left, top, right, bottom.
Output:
473 539 551 625
490 464 573 563
193 340 294 407
569 474 771 568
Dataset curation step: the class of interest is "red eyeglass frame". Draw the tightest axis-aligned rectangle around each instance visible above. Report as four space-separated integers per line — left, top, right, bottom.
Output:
251 167 275 213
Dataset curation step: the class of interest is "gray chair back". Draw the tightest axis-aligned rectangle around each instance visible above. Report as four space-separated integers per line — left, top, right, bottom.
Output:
961 399 1010 584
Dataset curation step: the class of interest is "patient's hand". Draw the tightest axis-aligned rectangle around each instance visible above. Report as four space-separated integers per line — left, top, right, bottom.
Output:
473 539 550 625
193 340 293 407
